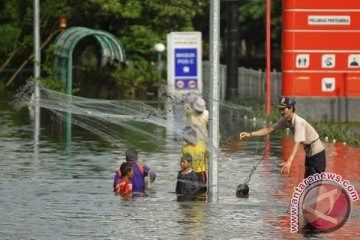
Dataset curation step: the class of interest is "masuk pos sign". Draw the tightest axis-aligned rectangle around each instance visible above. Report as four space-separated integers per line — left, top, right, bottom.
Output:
167 32 202 97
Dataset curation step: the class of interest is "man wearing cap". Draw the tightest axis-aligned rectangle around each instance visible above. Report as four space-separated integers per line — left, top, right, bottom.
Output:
113 148 156 193
239 97 326 178
183 97 209 140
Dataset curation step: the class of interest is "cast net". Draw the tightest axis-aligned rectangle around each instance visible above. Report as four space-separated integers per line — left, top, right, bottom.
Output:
12 82 268 187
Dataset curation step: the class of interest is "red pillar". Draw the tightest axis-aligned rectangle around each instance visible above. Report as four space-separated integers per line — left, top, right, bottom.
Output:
266 0 271 116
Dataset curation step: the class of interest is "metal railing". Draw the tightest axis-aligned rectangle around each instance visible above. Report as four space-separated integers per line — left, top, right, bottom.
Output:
203 61 282 104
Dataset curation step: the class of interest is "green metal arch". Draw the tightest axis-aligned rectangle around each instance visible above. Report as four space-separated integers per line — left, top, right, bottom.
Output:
52 27 126 148
53 27 126 95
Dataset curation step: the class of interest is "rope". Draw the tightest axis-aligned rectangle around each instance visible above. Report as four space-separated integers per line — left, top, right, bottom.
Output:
242 134 270 185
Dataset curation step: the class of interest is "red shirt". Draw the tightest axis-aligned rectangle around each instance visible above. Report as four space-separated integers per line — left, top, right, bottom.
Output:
115 178 132 196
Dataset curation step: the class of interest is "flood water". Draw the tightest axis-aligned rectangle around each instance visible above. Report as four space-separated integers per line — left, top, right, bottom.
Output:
0 92 359 240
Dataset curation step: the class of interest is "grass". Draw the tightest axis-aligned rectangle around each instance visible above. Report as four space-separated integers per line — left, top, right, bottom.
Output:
311 122 360 146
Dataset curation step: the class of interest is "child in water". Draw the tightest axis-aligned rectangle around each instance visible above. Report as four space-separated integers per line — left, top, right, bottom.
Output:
114 163 133 197
176 153 200 201
113 148 156 193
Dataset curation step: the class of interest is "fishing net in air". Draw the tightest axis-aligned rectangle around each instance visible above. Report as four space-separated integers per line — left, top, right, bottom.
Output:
12 82 267 160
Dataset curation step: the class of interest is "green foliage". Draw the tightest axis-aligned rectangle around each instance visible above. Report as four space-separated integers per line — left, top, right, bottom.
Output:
92 0 142 18
232 98 281 122
120 25 160 58
24 76 65 93
38 77 66 93
0 0 283 92
0 1 22 56
239 1 265 20
0 24 18 55
0 81 4 92
237 0 282 57
312 122 360 146
111 59 158 87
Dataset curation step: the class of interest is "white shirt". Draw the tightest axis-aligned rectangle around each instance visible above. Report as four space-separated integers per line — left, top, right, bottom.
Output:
272 114 324 156
185 109 209 140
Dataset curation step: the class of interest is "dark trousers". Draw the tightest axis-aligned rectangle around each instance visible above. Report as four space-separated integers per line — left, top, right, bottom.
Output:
304 150 326 178
196 171 207 193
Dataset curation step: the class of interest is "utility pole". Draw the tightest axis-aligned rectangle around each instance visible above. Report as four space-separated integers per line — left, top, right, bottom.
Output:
208 0 220 201
34 0 41 147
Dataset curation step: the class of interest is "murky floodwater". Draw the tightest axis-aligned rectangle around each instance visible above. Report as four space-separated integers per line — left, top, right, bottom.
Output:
0 94 359 240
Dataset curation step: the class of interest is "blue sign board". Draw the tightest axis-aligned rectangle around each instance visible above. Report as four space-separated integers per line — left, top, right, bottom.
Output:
174 48 197 77
167 32 202 94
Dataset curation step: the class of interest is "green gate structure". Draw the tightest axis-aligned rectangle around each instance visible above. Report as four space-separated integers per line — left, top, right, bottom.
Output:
52 27 126 153
53 26 126 95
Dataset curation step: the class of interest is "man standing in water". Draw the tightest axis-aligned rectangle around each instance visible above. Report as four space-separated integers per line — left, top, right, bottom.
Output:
183 97 209 140
113 148 156 194
239 97 326 178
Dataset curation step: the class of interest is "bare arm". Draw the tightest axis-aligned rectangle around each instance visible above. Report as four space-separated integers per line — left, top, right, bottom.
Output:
279 141 301 174
239 127 275 140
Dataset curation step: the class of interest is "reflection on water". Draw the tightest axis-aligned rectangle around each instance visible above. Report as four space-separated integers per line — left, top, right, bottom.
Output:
0 98 359 240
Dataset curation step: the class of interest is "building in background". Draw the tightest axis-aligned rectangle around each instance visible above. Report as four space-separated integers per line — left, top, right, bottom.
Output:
282 0 360 121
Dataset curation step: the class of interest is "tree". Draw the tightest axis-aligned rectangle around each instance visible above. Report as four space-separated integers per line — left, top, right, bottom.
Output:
0 0 283 92
236 0 282 68
0 0 71 88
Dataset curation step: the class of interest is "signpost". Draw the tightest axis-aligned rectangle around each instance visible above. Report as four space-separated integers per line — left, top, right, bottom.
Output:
167 32 202 97
167 31 220 200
